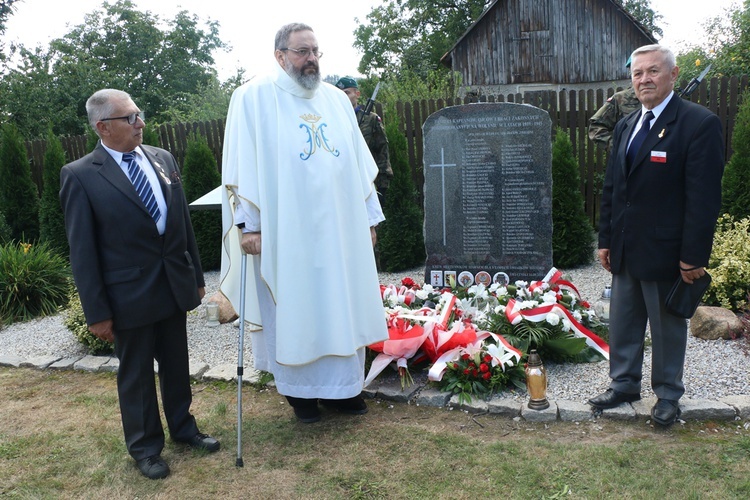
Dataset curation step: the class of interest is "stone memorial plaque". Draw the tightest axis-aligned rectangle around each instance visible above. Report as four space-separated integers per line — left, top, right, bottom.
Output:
423 103 553 286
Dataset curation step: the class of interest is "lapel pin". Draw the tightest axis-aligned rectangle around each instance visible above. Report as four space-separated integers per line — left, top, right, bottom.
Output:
658 128 665 138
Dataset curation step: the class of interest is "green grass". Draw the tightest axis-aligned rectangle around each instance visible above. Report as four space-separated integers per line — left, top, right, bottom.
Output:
1 367 749 499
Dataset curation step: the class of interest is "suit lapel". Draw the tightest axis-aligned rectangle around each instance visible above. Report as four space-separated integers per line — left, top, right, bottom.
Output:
140 146 173 209
94 145 150 215
630 95 680 174
620 111 640 177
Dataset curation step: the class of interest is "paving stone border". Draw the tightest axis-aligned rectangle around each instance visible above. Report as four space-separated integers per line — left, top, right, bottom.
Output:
2 353 748 423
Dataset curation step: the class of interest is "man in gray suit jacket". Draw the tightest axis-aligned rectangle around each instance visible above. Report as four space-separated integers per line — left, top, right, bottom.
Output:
60 89 219 479
589 46 724 426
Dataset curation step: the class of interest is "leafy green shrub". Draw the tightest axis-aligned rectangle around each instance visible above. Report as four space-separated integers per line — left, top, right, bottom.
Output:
551 128 595 268
0 241 71 323
377 116 425 271
0 123 40 242
0 211 11 245
722 92 750 220
39 130 69 257
182 133 222 270
704 214 750 311
64 291 114 355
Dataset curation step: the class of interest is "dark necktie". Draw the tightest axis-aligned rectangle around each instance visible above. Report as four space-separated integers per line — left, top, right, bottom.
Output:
626 110 654 169
122 151 161 223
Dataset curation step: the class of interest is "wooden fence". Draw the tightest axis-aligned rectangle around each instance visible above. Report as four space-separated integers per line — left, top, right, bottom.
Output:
25 75 749 225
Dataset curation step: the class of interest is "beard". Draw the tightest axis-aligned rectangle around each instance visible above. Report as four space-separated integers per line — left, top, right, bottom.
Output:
285 58 321 91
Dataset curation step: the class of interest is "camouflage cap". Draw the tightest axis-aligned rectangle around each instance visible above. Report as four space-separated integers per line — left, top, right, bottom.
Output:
335 76 358 90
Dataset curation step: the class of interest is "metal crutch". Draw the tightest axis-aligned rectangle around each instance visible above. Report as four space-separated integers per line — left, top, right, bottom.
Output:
235 252 247 467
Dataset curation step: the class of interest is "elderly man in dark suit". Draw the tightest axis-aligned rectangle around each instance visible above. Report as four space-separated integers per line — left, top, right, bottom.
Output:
60 89 219 479
589 45 724 426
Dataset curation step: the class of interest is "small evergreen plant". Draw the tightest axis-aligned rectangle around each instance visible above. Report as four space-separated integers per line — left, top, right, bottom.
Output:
39 130 69 257
0 123 40 242
182 133 222 270
551 128 595 268
722 91 750 220
377 116 426 271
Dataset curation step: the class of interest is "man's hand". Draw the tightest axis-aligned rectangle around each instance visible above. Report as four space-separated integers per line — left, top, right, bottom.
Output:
241 232 261 255
679 261 705 284
598 248 611 272
370 226 377 247
89 319 115 343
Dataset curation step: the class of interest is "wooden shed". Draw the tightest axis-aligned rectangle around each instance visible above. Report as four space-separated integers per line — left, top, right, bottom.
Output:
441 0 658 95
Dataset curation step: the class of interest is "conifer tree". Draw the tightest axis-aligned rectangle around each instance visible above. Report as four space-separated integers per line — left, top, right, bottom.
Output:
39 130 69 256
722 91 750 220
182 133 222 270
377 118 426 271
551 128 594 268
0 123 40 242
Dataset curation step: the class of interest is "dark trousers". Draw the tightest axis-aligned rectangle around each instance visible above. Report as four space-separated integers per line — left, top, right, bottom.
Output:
609 266 688 400
114 309 198 460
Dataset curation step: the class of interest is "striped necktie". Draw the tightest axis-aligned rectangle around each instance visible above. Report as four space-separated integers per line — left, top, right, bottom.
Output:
122 151 161 223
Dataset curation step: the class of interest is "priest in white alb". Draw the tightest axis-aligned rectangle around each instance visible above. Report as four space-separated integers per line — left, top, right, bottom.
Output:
220 22 388 423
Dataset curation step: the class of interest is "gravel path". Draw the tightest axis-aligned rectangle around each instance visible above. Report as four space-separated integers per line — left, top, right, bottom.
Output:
1 260 747 403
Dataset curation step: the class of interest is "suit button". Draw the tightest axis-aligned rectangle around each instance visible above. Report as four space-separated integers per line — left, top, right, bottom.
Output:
626 202 631 207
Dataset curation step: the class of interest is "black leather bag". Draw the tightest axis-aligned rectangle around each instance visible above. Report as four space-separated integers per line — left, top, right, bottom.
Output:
665 272 712 318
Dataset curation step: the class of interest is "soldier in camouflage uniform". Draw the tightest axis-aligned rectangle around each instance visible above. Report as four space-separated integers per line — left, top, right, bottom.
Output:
588 57 641 151
335 77 393 205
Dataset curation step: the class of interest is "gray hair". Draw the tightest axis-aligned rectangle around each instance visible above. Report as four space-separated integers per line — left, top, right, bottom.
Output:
274 23 314 50
631 45 676 69
86 89 131 134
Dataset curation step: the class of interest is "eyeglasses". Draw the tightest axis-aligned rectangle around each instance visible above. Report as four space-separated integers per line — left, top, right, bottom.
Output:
279 47 323 59
100 111 145 125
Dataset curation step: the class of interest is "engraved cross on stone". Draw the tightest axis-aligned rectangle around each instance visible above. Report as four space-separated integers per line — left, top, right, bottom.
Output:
429 147 456 246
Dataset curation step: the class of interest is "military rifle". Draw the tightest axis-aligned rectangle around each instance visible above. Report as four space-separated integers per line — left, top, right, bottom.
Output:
358 81 381 125
679 63 712 98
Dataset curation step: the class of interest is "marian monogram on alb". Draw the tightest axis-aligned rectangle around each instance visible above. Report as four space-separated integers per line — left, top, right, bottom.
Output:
298 113 340 160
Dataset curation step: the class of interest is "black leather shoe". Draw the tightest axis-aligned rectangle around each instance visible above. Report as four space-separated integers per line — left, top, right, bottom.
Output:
136 455 170 479
588 388 641 409
286 396 321 423
651 399 681 426
320 395 369 415
185 432 220 452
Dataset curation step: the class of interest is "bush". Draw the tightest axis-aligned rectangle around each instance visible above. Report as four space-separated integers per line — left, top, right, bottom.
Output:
551 128 595 268
182 133 222 270
0 211 11 245
722 91 750 220
377 116 426 271
0 123 40 242
64 290 114 355
39 130 69 257
0 240 71 324
703 214 750 311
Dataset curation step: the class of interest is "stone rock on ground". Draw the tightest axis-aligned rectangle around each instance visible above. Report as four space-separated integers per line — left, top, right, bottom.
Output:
208 291 238 324
690 306 743 340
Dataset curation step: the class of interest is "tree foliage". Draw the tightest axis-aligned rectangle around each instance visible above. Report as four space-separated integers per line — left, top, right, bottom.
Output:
353 0 490 77
722 90 750 220
551 128 595 268
182 133 222 270
39 130 69 257
676 0 750 80
0 123 39 242
0 0 230 139
619 0 663 38
377 118 425 272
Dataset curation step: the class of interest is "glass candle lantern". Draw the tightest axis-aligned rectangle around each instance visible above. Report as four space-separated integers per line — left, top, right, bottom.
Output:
205 302 220 327
594 285 612 324
525 349 549 410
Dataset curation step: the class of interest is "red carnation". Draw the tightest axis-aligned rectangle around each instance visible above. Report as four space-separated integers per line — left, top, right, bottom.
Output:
482 372 492 380
402 277 416 288
479 363 489 373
